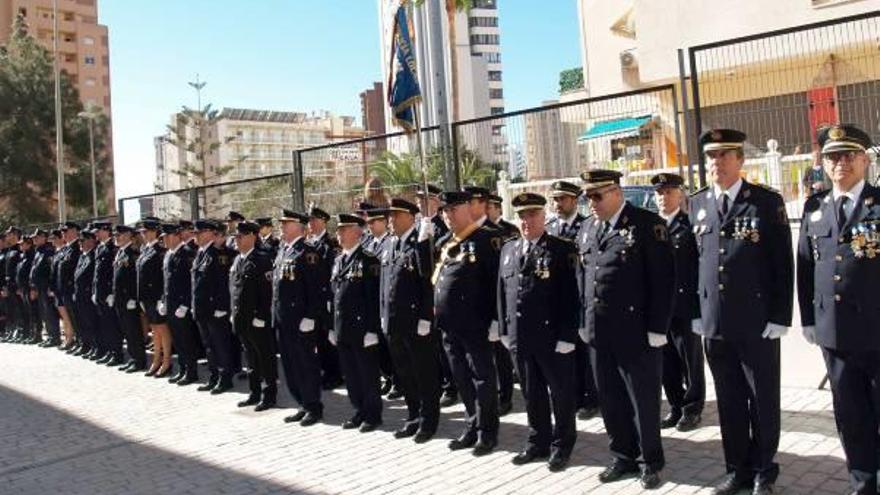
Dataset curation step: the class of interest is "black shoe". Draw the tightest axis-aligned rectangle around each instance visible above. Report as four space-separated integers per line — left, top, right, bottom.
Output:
472 437 497 457
547 451 570 472
387 387 404 400
712 474 752 495
598 460 639 483
498 401 513 417
88 350 103 361
284 410 307 423
359 421 381 433
126 364 146 374
394 421 419 439
577 405 599 420
448 430 478 451
119 361 134 371
168 369 186 384
321 377 343 391
155 366 174 379
105 355 124 367
177 374 199 386
752 483 774 495
413 427 435 443
254 399 276 412
96 353 113 364
640 467 662 490
211 377 234 395
235 370 248 381
439 391 459 408
676 413 702 432
512 448 549 465
380 379 393 395
237 394 261 408
144 367 159 377
198 376 219 392
661 410 682 429
343 416 364 430
299 411 322 426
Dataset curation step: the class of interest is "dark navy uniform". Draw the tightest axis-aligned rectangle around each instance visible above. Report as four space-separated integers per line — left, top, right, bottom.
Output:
433 192 502 448
56 238 81 341
498 220 579 464
495 218 520 241
546 213 587 240
479 217 515 415
230 230 276 408
332 241 383 427
30 240 59 344
93 233 122 361
308 227 342 388
136 239 166 325
191 227 236 390
112 235 145 370
73 242 98 353
4 239 22 335
578 196 674 474
380 202 440 438
797 124 880 494
162 234 199 382
273 233 325 418
690 134 793 488
15 244 36 341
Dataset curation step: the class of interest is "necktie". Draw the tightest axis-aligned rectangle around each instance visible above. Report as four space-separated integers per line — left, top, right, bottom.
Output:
837 196 850 230
520 241 531 269
341 254 348 267
600 221 611 238
560 223 568 238
721 193 729 217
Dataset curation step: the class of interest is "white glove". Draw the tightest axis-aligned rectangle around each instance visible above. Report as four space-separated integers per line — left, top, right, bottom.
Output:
488 321 500 342
364 332 379 348
91 294 97 305
252 317 265 328
691 319 704 336
157 301 166 316
174 306 188 318
578 327 591 343
326 301 331 314
106 295 114 307
213 310 227 318
802 325 817 345
328 331 337 346
417 319 431 336
500 335 511 349
126 299 136 310
762 322 788 340
300 318 315 333
418 217 434 242
555 341 575 354
648 332 668 348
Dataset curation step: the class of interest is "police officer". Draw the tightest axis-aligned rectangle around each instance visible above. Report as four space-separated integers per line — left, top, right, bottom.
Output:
191 219 236 393
256 217 279 258
73 227 99 359
92 222 124 365
435 190 501 455
136 218 172 377
331 213 383 432
57 222 81 351
3 227 23 341
416 183 449 240
690 129 793 495
307 205 342 390
578 170 674 490
230 221 276 411
274 209 325 425
15 235 37 343
179 220 198 251
797 124 880 495
380 198 440 442
30 229 60 347
547 180 598 420
112 225 146 373
499 192 579 471
162 223 200 385
363 207 392 256
487 193 520 240
225 211 245 251
651 173 705 432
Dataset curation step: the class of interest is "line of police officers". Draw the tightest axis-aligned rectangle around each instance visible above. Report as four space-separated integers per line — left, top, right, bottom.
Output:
1 124 876 494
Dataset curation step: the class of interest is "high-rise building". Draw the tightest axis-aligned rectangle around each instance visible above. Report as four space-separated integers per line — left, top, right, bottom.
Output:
0 0 114 211
360 81 387 153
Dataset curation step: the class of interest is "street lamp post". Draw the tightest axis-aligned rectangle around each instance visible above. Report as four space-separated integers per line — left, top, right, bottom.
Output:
52 0 66 221
78 107 99 217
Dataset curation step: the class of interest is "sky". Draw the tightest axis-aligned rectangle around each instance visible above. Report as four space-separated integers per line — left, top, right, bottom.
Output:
103 0 583 201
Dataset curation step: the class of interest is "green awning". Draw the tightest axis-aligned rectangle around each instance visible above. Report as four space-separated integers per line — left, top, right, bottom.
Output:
578 115 652 142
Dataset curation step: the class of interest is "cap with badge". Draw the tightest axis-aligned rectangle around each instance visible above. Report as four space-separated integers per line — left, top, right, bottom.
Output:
336 213 366 228
818 124 873 155
49 229 63 239
511 192 547 213
416 184 442 198
254 217 274 228
365 208 388 222
92 222 113 232
580 169 623 192
488 193 503 205
194 219 218 232
650 173 685 190
159 223 181 236
462 185 490 200
236 221 260 235
114 224 135 234
79 228 96 240
387 198 420 215
137 217 162 231
355 202 377 216
178 220 194 230
550 180 582 198
439 191 472 209
308 206 330 222
30 228 48 238
279 208 309 224
61 221 81 231
699 128 746 152
226 211 245 222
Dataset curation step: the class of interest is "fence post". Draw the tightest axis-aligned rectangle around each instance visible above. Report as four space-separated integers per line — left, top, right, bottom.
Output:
449 123 461 190
291 150 306 212
116 198 125 224
189 188 200 220
687 48 707 188
765 139 783 192
497 170 511 220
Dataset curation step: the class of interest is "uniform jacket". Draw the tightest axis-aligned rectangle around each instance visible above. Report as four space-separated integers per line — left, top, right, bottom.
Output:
30 244 55 293
73 248 96 303
271 238 325 329
163 244 195 315
191 243 234 320
668 211 701 321
379 228 434 335
112 243 139 311
136 241 166 305
229 248 273 326
331 245 381 345
546 212 587 241
93 239 117 305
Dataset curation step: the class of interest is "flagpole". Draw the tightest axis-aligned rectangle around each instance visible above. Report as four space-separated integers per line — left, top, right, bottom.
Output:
413 104 435 267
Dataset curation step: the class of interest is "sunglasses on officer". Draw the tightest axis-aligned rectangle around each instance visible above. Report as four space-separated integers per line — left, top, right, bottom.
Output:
585 185 618 203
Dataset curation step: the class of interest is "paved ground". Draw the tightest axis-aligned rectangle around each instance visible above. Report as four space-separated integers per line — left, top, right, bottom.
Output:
0 333 850 495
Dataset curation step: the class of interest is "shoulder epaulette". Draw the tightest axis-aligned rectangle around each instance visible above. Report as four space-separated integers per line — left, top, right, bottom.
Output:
689 186 709 197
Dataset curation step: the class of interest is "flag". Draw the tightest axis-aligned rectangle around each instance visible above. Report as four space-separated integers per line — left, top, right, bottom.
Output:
387 3 421 131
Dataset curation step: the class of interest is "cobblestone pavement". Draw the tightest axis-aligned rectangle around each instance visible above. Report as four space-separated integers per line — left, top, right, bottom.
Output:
0 341 848 495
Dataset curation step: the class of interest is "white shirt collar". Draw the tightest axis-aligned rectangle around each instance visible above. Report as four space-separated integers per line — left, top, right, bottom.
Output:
396 225 416 243
833 179 865 204
166 243 181 255
310 230 326 242
659 208 681 225
558 211 578 225
341 245 358 258
713 177 743 202
282 235 303 251
240 247 254 259
146 239 158 247
118 241 132 251
475 215 488 227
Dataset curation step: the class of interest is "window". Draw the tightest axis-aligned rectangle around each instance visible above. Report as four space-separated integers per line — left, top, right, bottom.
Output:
488 70 502 82
63 12 74 21
491 107 505 116
490 88 503 99
83 36 95 46
485 53 501 64
472 0 497 9
84 77 96 87
84 55 95 65
468 16 497 28
470 34 499 46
